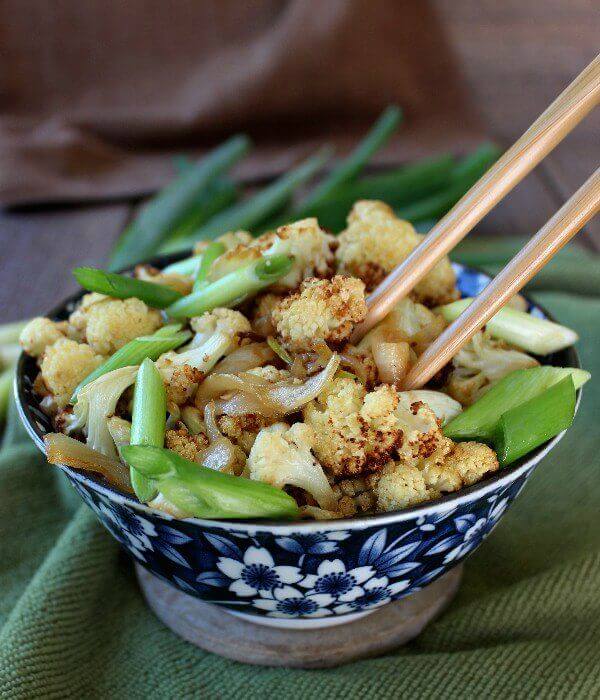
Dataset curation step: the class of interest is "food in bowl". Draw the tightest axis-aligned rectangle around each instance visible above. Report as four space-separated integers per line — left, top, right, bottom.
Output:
19 200 588 522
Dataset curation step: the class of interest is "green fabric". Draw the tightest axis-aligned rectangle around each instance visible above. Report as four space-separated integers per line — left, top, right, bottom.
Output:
0 238 599 699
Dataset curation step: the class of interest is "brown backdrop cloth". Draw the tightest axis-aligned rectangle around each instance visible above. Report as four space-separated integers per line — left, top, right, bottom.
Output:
0 0 477 206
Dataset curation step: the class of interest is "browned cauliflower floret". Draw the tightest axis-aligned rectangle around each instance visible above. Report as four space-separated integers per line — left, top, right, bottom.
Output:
189 307 251 343
331 476 377 517
439 441 499 487
134 265 193 295
165 427 209 462
40 338 104 407
19 317 66 358
445 330 539 406
208 218 335 291
336 200 458 305
247 365 292 383
272 276 367 351
303 377 401 477
247 422 337 509
395 395 454 471
156 357 204 407
68 294 162 355
217 413 273 454
193 230 253 256
371 463 430 512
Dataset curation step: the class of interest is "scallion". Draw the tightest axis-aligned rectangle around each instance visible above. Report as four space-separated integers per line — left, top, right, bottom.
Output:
71 328 191 402
122 445 299 519
193 242 226 291
161 256 202 276
436 298 579 355
166 254 293 319
128 358 166 502
443 366 589 441
267 336 292 365
492 375 576 466
73 267 183 309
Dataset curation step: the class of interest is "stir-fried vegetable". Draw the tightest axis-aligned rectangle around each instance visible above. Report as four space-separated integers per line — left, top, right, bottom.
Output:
71 326 191 401
0 368 12 424
122 445 299 519
436 298 578 355
109 135 250 270
73 267 183 309
444 366 589 441
166 254 293 319
128 359 166 501
161 255 202 276
493 375 576 466
193 241 226 291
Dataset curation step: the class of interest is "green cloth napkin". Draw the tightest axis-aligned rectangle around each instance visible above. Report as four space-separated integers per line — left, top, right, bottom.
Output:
0 238 599 699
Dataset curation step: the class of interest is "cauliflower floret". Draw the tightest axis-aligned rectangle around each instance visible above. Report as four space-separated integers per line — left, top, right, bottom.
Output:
251 293 284 336
69 295 162 356
193 230 253 256
331 476 377 517
441 441 499 486
134 265 193 295
359 297 446 357
246 365 292 383
190 308 251 345
40 338 104 407
336 200 458 305
303 377 402 477
445 330 539 406
155 356 204 406
371 463 430 512
272 276 367 351
208 218 335 291
395 395 454 470
165 427 209 462
247 422 337 509
218 413 274 454
19 317 66 358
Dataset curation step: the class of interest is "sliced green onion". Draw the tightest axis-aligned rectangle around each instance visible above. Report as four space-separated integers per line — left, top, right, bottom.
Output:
122 445 299 519
298 106 402 212
73 267 183 309
128 358 166 502
436 298 578 355
161 256 202 276
492 375 575 466
180 406 205 436
267 336 292 365
444 366 589 441
0 319 29 346
165 150 330 253
71 328 191 402
166 254 293 319
337 369 358 381
0 367 12 424
193 242 226 291
109 135 251 270
153 323 184 337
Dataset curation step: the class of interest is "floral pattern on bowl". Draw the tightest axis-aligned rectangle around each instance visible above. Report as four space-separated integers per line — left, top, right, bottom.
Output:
15 262 580 626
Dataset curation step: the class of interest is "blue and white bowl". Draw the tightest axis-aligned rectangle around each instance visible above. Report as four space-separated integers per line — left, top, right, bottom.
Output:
16 263 581 629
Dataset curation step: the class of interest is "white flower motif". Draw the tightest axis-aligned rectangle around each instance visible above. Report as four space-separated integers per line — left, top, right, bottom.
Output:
334 576 410 614
252 585 333 618
299 559 376 603
487 497 509 526
442 517 487 564
217 546 302 597
97 502 157 561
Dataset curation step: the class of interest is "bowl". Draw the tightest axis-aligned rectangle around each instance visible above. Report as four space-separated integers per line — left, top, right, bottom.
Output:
15 262 581 629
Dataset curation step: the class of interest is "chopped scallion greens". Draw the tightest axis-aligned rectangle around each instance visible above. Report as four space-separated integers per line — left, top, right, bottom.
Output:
267 336 292 365
193 242 226 291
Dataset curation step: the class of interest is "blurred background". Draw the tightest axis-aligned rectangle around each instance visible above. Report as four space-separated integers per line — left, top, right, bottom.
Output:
0 0 598 323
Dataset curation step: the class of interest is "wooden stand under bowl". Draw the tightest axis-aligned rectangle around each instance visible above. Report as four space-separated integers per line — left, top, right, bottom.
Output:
136 563 463 668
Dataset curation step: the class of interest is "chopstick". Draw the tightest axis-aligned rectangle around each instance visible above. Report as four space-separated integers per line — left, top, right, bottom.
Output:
402 167 600 390
351 53 600 343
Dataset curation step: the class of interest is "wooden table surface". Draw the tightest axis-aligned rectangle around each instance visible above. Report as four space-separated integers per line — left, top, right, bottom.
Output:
1 1 598 325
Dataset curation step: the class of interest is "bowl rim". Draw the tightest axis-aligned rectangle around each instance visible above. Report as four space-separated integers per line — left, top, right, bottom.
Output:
14 259 583 533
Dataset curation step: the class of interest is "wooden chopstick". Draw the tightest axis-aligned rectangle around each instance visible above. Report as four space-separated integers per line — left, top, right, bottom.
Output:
402 167 600 390
351 53 600 343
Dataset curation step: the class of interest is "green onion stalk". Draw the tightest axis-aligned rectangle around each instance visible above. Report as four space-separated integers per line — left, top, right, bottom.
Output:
162 150 331 254
128 358 167 502
166 254 293 319
443 366 589 442
122 445 299 519
493 375 576 466
73 267 183 309
109 135 251 271
193 242 226 291
0 367 13 424
71 325 191 402
436 298 579 355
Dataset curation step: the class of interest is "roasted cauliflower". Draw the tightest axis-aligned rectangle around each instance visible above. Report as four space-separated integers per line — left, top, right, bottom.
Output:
19 317 66 358
40 338 104 407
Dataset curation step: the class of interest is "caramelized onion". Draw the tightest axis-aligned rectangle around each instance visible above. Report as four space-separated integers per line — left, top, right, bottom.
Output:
210 342 275 375
339 352 368 385
202 402 245 474
44 432 133 494
372 341 411 387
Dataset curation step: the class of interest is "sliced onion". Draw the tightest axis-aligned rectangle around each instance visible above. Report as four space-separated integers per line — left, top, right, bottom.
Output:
44 432 133 494
372 341 411 387
210 342 275 375
339 352 368 385
203 401 222 442
202 402 245 474
196 374 280 415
